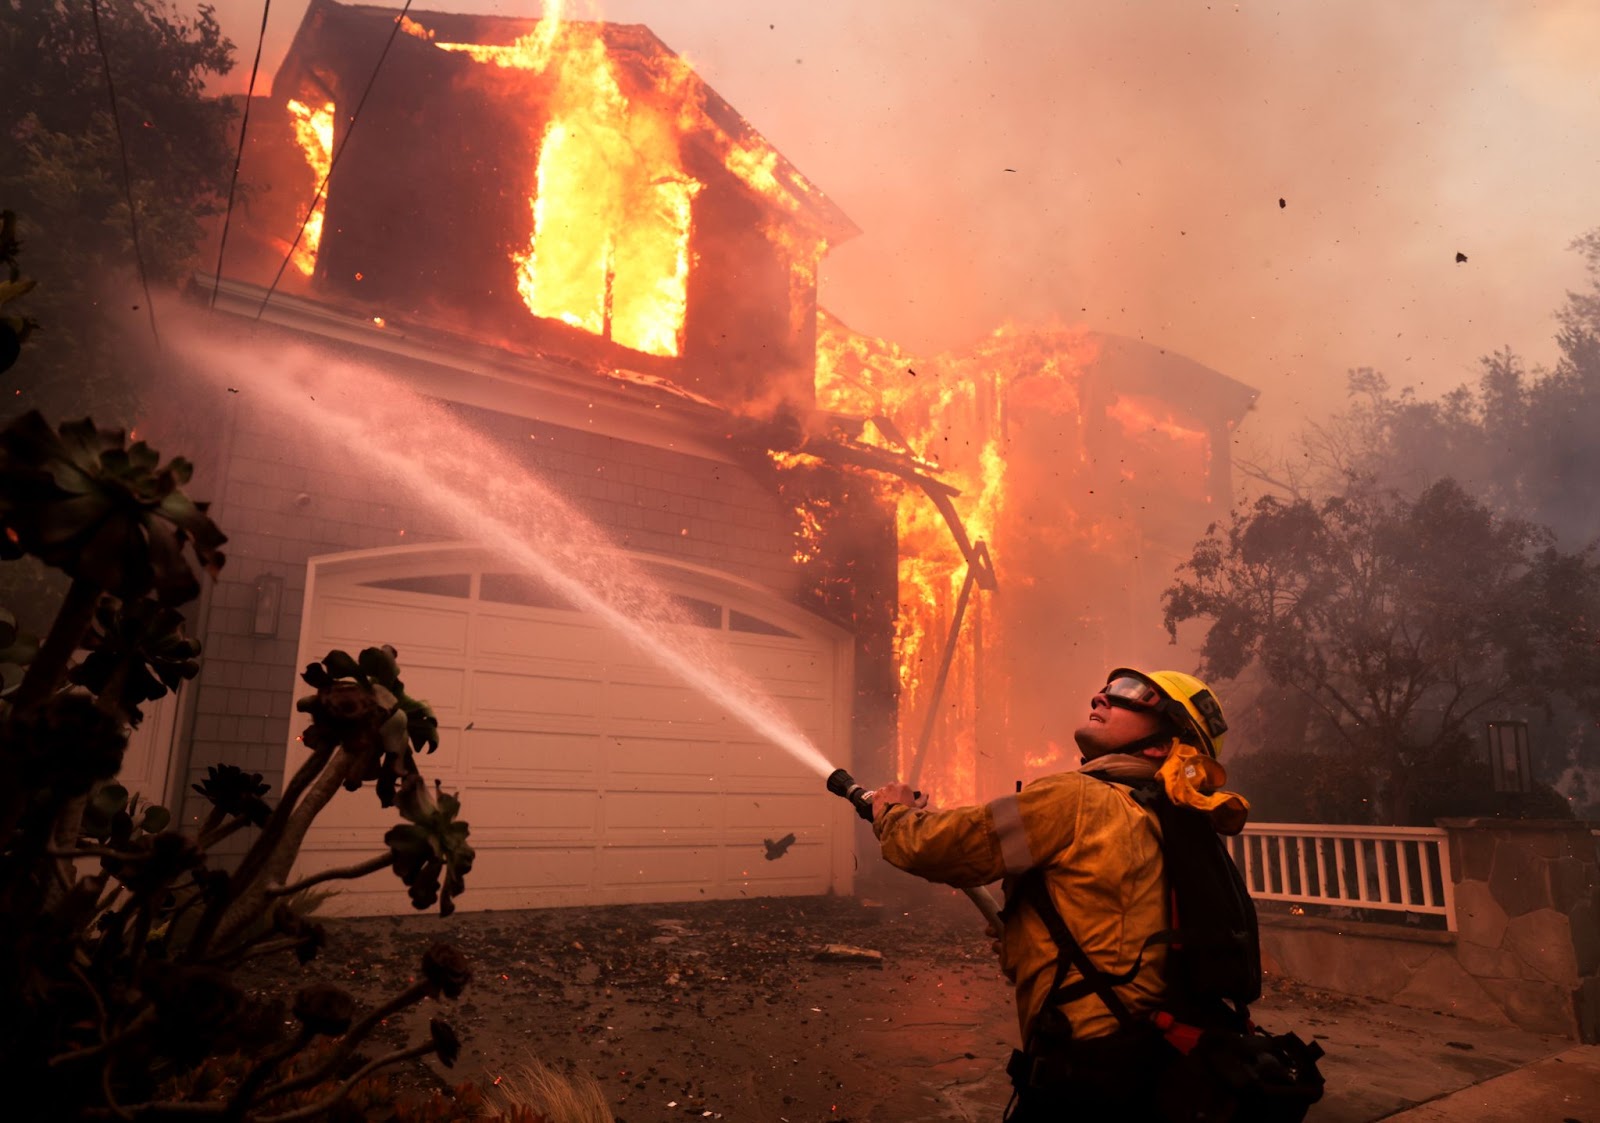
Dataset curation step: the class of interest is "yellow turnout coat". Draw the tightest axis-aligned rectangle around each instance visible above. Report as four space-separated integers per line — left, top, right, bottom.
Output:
873 757 1168 1044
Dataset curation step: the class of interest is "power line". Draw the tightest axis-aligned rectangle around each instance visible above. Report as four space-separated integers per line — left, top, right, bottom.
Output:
210 0 273 311
89 0 160 348
253 0 417 320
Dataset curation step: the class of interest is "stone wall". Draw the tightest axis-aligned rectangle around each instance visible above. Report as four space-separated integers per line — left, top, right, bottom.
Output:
1258 819 1600 1042
1441 818 1599 1042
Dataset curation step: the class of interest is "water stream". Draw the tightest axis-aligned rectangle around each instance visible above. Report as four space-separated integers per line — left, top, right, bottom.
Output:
171 319 839 782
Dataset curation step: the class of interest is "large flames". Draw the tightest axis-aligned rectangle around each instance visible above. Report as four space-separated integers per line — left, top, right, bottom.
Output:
811 319 1219 806
285 98 335 277
433 5 697 357
416 2 813 359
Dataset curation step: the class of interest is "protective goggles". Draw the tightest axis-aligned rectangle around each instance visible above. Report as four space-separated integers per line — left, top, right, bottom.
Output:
1099 675 1164 710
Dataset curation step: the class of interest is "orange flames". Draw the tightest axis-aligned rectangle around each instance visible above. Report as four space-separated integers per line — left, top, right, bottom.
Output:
813 317 1043 805
285 98 335 277
810 318 1222 806
434 7 697 357
425 3 810 359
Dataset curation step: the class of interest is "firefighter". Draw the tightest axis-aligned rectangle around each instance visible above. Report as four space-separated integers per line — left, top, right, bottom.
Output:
871 668 1244 1122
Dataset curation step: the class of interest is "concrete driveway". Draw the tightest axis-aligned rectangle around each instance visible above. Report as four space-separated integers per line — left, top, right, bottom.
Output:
255 893 1572 1121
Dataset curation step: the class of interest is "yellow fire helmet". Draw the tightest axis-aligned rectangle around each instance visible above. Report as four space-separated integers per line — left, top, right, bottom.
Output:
1104 667 1229 760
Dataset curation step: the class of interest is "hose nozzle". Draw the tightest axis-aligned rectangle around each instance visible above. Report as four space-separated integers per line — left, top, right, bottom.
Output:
826 768 875 822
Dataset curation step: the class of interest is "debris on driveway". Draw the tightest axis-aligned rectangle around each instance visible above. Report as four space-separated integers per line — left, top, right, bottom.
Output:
813 943 885 966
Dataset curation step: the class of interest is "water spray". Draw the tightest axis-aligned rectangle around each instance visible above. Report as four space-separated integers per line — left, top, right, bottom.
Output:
174 318 999 931
826 768 1003 930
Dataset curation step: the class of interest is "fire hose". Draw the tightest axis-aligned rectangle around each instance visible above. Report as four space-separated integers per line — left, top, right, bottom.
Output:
826 768 1004 931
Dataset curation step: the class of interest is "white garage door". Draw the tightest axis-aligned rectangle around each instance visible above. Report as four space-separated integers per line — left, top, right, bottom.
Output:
287 544 854 915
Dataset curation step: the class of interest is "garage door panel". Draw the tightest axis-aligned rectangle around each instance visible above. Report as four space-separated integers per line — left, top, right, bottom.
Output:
724 793 830 831
722 840 829 884
606 735 722 781
476 611 617 664
733 644 831 686
597 844 719 889
767 696 830 733
469 846 597 890
464 728 601 780
320 596 468 655
396 664 466 715
466 786 599 833
296 556 846 914
606 681 732 728
604 790 721 832
301 792 409 843
474 669 607 719
418 724 463 772
725 741 820 781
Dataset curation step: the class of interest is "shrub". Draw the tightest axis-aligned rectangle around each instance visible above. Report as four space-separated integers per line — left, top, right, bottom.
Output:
0 246 477 1119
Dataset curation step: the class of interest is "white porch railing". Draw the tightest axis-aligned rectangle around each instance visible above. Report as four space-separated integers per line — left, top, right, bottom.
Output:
1226 823 1457 932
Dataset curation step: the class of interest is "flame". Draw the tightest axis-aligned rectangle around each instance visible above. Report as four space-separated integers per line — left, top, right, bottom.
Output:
767 449 828 470
792 498 830 565
1025 741 1066 769
397 15 433 40
426 5 821 359
1106 393 1213 502
286 98 335 278
814 317 1035 805
434 6 698 357
811 318 1229 806
1107 394 1210 448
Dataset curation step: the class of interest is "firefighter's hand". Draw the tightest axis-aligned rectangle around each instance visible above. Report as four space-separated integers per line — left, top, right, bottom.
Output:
871 781 926 820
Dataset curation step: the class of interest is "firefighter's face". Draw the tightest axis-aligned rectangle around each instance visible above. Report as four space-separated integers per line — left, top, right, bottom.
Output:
1074 691 1165 757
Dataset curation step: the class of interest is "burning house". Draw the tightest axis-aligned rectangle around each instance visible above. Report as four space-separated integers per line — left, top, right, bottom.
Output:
808 318 1257 807
131 0 1254 915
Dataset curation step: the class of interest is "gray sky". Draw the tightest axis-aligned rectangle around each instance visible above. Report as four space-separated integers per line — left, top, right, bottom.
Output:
202 0 1600 433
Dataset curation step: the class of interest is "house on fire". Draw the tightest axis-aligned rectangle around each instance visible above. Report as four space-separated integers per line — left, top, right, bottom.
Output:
120 0 1255 916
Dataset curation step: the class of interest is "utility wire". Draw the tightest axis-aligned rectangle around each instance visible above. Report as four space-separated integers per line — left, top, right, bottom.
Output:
253 0 417 320
89 0 160 348
209 0 273 311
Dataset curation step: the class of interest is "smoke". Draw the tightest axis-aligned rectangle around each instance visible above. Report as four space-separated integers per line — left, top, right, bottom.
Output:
599 0 1600 438
203 0 1600 437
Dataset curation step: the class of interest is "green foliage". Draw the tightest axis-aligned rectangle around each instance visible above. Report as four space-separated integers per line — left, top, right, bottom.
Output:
386 790 475 917
3 1 237 428
1165 480 1600 823
0 411 226 605
2 0 236 289
0 210 39 373
71 594 201 723
0 405 474 1113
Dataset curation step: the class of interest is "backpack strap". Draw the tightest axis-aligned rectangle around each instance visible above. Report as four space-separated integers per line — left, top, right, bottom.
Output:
1015 870 1168 1038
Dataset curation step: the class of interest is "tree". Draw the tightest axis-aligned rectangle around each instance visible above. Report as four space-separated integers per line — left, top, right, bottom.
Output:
3 0 237 421
3 0 236 288
1239 230 1600 553
0 237 476 1120
1163 479 1600 824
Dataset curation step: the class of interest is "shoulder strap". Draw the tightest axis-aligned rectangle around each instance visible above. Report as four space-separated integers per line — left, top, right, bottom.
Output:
1016 870 1154 1035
